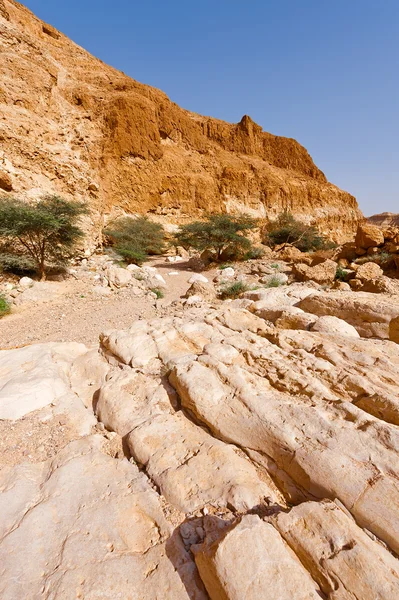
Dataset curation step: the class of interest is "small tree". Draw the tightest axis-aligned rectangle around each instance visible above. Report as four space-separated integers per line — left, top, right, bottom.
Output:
264 211 328 252
0 196 88 280
174 213 258 260
104 216 165 266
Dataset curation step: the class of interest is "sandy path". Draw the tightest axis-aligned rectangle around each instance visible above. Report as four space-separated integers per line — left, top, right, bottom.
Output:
0 258 217 350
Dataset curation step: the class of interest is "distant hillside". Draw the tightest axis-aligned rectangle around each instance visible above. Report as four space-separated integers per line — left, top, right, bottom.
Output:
368 213 399 227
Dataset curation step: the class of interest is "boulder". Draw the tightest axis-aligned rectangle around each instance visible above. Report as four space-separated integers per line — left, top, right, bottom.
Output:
385 242 399 254
126 263 140 272
293 259 337 285
166 255 183 263
188 250 215 271
0 342 88 420
105 266 131 288
275 245 304 262
360 276 397 294
18 276 34 288
355 223 384 249
188 273 209 284
0 170 12 191
275 308 318 331
355 261 383 281
333 280 351 291
185 280 217 302
310 315 360 338
298 291 399 338
219 267 235 278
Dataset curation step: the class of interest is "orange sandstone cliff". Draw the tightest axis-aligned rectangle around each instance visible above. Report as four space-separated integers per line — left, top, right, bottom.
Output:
0 0 362 241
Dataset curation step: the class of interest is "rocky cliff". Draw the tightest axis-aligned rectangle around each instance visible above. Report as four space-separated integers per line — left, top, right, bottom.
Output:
368 212 399 227
0 0 361 240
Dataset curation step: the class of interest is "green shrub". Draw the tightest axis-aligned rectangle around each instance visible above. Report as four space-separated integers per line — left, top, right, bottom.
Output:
335 266 347 281
243 246 265 260
219 281 249 299
0 195 87 280
270 263 280 270
174 214 258 261
104 216 165 266
264 275 283 288
150 287 164 299
0 294 10 318
264 211 330 252
219 263 234 270
0 252 35 275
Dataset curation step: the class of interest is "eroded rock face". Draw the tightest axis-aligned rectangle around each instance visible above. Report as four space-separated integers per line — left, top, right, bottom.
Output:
2 292 399 597
298 290 399 338
194 515 322 599
273 500 399 599
0 436 207 600
355 222 385 248
0 0 361 239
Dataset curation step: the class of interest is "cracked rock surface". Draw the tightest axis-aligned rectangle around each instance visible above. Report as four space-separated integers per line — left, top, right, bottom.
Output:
1 289 399 598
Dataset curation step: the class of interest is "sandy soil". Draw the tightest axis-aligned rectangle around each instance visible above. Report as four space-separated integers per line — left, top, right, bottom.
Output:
0 258 217 350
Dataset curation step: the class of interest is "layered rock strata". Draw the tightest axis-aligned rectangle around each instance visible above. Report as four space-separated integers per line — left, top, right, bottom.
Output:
0 1 361 241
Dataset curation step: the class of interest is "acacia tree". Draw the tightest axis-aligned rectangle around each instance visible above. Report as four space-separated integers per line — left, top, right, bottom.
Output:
174 213 258 260
264 211 328 252
0 195 88 280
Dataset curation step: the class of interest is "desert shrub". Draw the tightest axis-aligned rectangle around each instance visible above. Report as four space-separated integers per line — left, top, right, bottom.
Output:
354 252 393 266
219 263 234 270
270 263 280 270
264 211 329 252
104 217 165 266
174 214 258 261
0 251 35 275
0 195 87 280
243 246 265 260
150 287 164 299
219 280 249 299
264 275 283 288
379 252 393 264
335 266 347 281
0 294 10 318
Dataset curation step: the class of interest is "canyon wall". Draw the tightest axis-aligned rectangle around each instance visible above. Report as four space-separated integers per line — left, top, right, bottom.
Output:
0 0 362 240
369 213 399 227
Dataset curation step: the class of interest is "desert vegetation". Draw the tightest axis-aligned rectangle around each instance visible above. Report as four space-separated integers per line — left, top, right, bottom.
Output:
0 294 10 318
264 210 331 252
174 213 258 261
219 280 249 299
104 216 165 266
0 195 87 280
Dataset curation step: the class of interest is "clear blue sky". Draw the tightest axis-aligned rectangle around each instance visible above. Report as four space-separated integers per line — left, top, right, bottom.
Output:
23 0 399 215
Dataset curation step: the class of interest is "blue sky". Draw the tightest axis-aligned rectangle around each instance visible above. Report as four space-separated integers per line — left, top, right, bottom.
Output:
23 0 399 215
